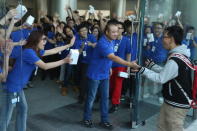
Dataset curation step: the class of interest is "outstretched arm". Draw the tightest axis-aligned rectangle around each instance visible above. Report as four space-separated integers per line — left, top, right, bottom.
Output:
43 36 75 56
35 55 71 70
108 53 140 70
0 42 14 82
0 9 17 25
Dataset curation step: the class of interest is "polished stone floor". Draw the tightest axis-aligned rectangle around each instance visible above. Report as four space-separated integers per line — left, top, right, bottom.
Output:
4 75 196 131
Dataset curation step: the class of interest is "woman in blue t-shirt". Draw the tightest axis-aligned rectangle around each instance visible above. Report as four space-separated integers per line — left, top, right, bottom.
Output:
0 30 75 131
0 38 14 82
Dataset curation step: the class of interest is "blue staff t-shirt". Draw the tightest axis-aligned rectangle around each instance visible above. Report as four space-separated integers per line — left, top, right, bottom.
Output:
56 41 70 59
150 36 168 64
87 35 114 80
112 36 131 67
73 34 97 64
10 28 34 42
44 31 55 50
5 49 45 92
182 36 197 59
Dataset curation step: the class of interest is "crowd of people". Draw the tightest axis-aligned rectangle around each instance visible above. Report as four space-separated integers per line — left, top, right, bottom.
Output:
0 4 196 131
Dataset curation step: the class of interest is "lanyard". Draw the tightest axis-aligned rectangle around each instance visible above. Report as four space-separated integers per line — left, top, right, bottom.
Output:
115 36 123 47
114 36 122 52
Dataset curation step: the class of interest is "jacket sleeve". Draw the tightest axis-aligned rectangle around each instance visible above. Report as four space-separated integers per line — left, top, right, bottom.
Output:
151 64 163 73
140 59 179 84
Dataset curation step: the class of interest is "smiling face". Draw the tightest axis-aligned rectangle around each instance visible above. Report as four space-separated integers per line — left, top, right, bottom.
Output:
92 28 99 37
79 27 88 39
106 25 118 40
65 27 74 37
154 24 163 37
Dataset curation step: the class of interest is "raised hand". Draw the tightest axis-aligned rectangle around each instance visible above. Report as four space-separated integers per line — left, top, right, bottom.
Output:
70 36 76 45
6 9 18 19
56 26 63 33
144 59 155 68
18 40 27 46
130 60 141 70
65 5 71 11
1 42 14 56
64 54 72 63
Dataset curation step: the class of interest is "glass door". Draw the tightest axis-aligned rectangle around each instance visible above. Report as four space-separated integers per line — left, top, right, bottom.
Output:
130 0 197 128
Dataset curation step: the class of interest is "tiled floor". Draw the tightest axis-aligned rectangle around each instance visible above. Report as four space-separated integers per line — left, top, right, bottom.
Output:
4 75 197 131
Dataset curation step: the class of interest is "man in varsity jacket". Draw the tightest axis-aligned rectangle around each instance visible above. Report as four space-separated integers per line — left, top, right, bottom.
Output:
138 26 192 131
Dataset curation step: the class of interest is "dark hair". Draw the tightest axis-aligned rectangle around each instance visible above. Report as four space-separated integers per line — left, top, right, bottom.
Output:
77 22 88 32
67 18 74 23
186 26 195 32
164 25 184 45
23 30 44 54
46 15 53 22
124 20 132 28
63 26 74 44
144 25 152 34
117 21 125 32
66 16 71 21
154 22 164 28
104 19 118 34
74 10 79 14
63 26 73 35
60 21 66 26
55 32 62 39
91 26 101 40
80 16 85 19
0 24 3 29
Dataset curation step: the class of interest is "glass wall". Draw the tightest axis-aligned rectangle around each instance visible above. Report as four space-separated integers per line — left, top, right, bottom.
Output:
130 0 197 128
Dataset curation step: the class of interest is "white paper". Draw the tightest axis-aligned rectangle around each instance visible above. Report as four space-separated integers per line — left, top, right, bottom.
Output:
69 49 79 65
89 5 95 14
186 33 192 40
128 15 136 21
14 4 28 19
175 11 181 17
118 72 129 78
25 15 35 26
158 13 164 19
12 98 18 104
143 38 148 46
152 46 156 52
147 33 154 42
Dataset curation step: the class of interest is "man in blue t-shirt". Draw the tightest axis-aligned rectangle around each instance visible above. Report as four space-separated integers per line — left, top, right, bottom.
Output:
83 20 140 130
109 22 131 113
182 26 197 60
73 23 97 103
143 23 168 102
150 23 168 64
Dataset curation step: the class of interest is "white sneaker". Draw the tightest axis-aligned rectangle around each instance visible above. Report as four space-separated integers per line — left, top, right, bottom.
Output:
143 93 150 98
158 97 164 104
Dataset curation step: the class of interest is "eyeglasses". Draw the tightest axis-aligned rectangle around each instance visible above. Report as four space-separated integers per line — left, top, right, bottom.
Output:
79 29 88 32
118 27 124 30
41 37 47 41
163 36 170 39
155 27 163 30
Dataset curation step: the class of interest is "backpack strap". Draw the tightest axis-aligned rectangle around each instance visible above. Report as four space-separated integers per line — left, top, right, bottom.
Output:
191 66 197 109
169 53 197 108
168 53 196 70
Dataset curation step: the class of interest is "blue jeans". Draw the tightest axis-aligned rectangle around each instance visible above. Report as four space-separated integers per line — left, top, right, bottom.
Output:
0 89 28 131
83 78 109 122
63 64 72 87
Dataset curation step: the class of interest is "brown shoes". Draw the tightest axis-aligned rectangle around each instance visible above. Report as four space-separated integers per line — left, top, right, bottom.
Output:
72 86 79 93
61 87 67 96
